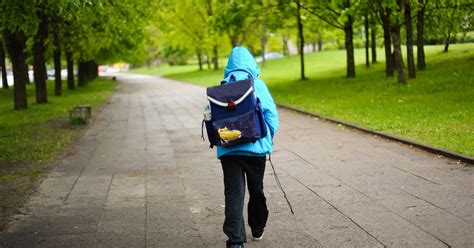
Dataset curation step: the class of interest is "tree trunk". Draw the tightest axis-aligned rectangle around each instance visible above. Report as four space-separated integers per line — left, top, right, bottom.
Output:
230 34 238 48
248 45 255 55
296 1 306 80
282 36 290 56
78 61 87 86
3 30 28 110
21 61 30 84
207 1 218 70
318 37 323 51
344 24 356 77
371 22 377 63
0 39 8 89
212 44 219 70
417 0 426 69
260 17 267 68
365 14 370 67
344 0 356 78
404 0 416 78
206 53 211 69
78 60 97 85
197 50 203 71
391 24 406 84
444 31 451 52
88 61 98 80
66 50 75 90
381 8 394 77
53 27 62 96
33 7 49 104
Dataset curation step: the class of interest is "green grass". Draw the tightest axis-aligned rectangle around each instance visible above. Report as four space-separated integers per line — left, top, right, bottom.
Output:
0 78 116 168
131 43 474 157
0 77 116 229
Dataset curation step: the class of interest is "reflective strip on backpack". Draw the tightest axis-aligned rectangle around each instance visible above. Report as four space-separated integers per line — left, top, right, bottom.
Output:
207 87 254 107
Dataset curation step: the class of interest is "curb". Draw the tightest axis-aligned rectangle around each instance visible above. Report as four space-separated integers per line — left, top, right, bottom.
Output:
277 103 474 166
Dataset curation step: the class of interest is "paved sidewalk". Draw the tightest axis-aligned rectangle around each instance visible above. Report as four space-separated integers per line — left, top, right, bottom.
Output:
1 74 472 247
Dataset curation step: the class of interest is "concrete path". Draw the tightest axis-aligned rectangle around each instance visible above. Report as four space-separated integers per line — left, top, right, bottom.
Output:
1 74 472 248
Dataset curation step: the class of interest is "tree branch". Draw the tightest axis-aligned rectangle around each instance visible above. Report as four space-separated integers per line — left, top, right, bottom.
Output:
301 5 344 29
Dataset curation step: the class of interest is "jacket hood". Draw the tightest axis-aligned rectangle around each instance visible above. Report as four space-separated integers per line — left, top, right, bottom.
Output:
222 46 260 84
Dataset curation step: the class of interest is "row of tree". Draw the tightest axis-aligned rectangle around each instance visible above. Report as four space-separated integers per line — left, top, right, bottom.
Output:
1 0 153 110
2 0 471 111
147 0 472 84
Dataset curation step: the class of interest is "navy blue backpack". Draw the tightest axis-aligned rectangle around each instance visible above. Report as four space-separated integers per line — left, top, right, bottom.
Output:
203 75 267 148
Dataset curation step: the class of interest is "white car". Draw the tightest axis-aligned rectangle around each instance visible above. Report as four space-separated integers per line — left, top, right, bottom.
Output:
1 69 77 86
0 70 14 86
47 69 75 80
255 52 284 63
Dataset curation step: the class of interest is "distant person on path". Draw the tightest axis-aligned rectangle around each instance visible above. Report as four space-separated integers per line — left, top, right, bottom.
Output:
215 46 279 248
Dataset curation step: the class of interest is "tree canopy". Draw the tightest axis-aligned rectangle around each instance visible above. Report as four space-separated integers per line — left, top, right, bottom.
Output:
1 0 472 109
1 0 155 109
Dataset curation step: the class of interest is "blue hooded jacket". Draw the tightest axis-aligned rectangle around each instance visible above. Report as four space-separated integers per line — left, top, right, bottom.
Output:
217 46 279 158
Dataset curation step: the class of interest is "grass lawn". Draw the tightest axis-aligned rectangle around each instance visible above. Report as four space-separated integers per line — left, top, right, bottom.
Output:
130 43 474 157
0 78 116 228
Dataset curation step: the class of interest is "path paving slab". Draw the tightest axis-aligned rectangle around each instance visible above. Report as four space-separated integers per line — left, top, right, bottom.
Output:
1 74 472 248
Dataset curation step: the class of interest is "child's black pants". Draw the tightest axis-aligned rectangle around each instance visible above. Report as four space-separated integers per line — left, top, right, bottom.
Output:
220 155 269 245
